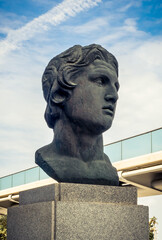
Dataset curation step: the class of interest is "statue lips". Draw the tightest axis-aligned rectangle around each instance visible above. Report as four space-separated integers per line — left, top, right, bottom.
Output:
102 105 114 116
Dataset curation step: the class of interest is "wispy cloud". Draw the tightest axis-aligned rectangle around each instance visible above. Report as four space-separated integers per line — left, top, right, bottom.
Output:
0 0 162 179
96 18 147 45
103 37 162 143
1 3 162 238
0 0 101 57
0 0 102 176
66 17 108 34
66 16 147 45
118 1 141 12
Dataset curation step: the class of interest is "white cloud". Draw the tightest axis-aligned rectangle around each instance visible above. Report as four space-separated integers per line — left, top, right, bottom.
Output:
1 36 161 176
103 37 162 143
63 16 147 45
0 0 101 57
118 1 141 12
96 18 147 45
0 0 161 236
0 0 162 179
0 11 27 33
65 17 108 34
0 0 102 176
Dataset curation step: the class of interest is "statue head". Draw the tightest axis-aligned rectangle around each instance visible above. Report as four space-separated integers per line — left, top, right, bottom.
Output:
42 44 118 129
36 44 120 185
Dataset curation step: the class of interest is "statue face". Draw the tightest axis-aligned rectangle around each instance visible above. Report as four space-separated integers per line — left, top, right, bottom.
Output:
63 59 119 134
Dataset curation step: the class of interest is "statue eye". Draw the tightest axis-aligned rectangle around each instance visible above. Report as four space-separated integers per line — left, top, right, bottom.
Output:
95 77 105 85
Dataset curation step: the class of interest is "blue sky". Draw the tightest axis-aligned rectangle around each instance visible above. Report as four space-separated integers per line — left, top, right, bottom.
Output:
0 0 162 237
1 0 161 171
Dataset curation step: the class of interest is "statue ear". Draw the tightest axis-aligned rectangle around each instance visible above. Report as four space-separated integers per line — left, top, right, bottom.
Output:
50 89 70 106
51 90 66 105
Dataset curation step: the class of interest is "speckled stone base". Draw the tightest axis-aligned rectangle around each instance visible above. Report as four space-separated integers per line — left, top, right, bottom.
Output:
7 183 149 240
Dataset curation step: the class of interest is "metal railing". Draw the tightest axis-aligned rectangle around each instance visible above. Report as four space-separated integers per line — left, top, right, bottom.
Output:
0 127 161 191
104 127 162 163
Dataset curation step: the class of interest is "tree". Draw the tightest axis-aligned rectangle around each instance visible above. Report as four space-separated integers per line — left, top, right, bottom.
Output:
0 215 7 240
149 216 157 240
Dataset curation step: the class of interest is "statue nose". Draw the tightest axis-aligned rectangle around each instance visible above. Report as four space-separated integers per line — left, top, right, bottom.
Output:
104 93 118 103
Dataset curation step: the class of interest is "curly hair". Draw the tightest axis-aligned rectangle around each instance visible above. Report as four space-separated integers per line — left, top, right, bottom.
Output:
42 44 118 128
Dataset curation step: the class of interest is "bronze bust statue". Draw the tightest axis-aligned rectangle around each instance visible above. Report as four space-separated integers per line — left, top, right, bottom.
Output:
35 44 119 185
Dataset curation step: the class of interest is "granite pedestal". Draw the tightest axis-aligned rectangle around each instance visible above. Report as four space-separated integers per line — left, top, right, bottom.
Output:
7 183 149 240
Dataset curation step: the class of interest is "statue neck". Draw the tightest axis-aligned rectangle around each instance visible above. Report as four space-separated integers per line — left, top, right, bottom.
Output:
52 117 104 162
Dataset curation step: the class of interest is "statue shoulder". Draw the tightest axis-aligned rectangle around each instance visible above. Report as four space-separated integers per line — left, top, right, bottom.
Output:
35 143 61 180
35 143 54 162
35 143 59 170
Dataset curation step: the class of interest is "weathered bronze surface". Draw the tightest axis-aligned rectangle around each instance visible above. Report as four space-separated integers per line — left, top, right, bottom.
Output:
35 44 119 185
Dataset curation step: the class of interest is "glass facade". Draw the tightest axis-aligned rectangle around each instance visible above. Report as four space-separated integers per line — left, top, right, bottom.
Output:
0 128 161 191
104 128 162 163
0 167 50 191
13 171 25 187
122 133 151 159
25 167 39 184
104 141 121 163
152 128 162 152
39 168 49 180
0 175 12 190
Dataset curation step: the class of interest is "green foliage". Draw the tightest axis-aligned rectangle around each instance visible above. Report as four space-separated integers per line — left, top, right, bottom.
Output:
0 215 7 240
149 216 157 240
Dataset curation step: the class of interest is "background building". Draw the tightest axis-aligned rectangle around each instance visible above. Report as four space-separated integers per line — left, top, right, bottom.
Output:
1 127 161 215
